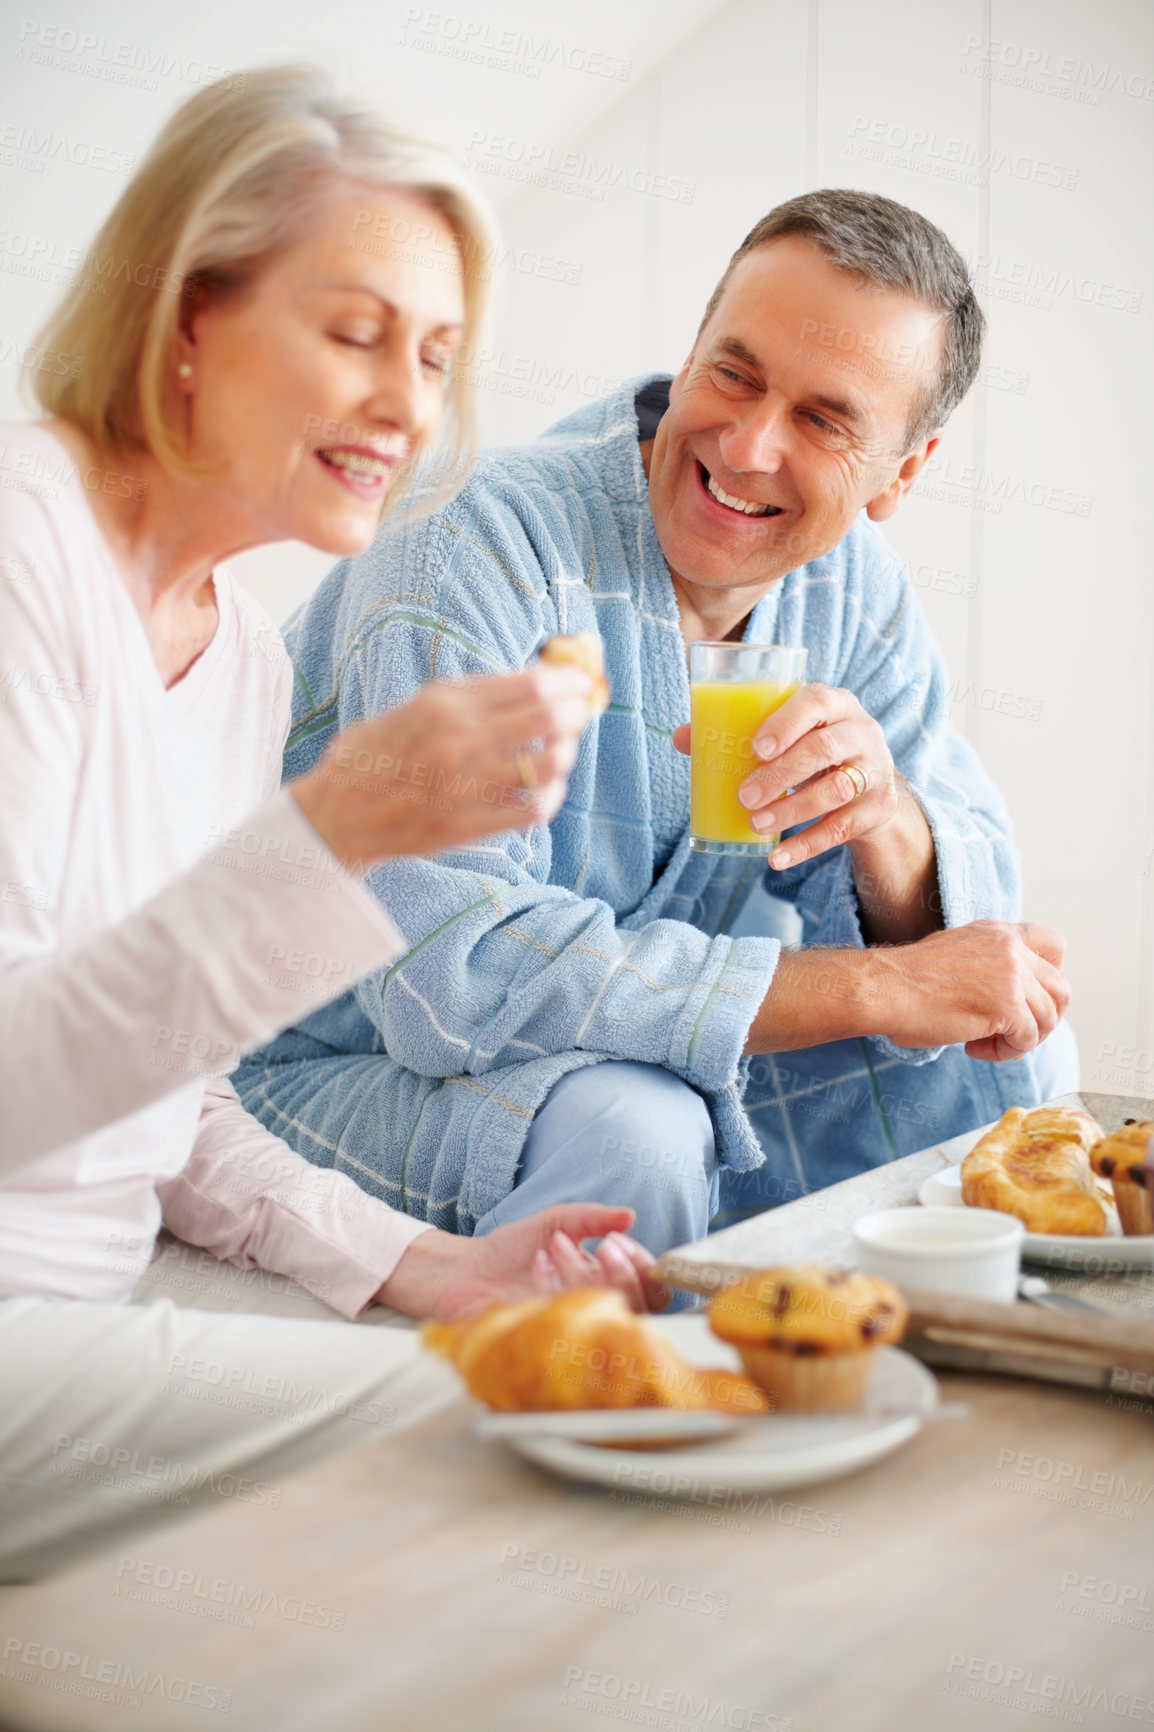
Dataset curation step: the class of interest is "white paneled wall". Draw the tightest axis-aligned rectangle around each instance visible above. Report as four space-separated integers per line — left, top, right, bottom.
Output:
976 0 1154 1084
1 0 1150 1091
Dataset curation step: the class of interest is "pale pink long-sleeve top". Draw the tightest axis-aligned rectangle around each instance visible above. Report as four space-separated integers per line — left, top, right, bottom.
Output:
0 421 431 1317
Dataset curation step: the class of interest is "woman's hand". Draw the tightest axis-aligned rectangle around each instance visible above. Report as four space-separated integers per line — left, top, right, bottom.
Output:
377 1206 670 1320
292 665 594 871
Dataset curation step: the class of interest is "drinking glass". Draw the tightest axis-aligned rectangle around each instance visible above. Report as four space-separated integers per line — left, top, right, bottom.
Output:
689 642 808 856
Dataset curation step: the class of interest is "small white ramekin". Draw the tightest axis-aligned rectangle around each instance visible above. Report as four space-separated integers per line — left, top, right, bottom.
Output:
852 1206 1024 1302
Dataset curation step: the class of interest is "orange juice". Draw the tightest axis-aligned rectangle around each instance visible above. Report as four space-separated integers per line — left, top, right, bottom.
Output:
690 679 799 849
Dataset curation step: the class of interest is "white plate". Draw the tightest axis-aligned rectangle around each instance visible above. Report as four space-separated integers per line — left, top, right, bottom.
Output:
500 1314 938 1498
916 1166 1154 1271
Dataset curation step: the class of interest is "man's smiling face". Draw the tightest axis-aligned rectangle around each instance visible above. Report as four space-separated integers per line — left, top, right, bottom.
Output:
646 235 946 600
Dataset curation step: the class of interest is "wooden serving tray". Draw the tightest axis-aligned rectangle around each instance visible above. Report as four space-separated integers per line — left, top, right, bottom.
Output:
900 1287 1154 1399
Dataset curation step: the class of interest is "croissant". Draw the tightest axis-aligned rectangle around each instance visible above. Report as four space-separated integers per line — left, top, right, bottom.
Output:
422 1288 767 1415
539 633 611 717
961 1106 1108 1236
1089 1122 1154 1236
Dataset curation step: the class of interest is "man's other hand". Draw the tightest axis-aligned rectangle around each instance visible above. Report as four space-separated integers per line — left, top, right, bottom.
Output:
746 920 1070 1059
882 920 1070 1061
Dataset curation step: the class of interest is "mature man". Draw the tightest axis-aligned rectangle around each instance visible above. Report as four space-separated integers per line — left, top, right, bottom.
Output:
236 189 1070 1255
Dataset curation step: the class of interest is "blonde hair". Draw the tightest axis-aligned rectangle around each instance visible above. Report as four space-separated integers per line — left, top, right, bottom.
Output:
32 64 498 509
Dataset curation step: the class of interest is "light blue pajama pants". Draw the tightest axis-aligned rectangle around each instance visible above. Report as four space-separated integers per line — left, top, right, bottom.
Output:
474 1060 719 1260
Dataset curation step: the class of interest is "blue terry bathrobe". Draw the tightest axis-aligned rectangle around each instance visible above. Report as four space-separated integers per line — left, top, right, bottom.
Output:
234 376 1051 1232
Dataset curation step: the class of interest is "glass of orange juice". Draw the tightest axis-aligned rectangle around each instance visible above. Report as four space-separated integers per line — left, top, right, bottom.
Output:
689 642 808 855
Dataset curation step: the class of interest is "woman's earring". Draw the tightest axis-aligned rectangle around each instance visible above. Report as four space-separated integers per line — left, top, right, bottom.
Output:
178 362 193 379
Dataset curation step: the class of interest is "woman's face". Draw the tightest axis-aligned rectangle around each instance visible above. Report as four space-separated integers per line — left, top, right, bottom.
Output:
179 186 466 554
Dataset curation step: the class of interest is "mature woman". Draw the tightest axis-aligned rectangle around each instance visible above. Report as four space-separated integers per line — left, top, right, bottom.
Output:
0 66 660 1582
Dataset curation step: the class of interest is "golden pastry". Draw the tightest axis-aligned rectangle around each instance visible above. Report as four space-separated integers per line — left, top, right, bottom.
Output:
1089 1121 1154 1236
539 632 610 717
961 1106 1108 1236
422 1288 767 1415
709 1266 907 1412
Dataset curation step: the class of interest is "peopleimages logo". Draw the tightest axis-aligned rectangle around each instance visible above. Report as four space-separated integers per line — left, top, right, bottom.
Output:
559 1668 790 1729
0 123 135 175
1 1637 231 1714
969 251 1143 315
398 8 632 82
496 1544 728 1618
114 1557 346 1631
946 679 1043 723
993 1447 1153 1520
944 1653 1154 1724
13 20 246 94
49 1433 282 1509
165 1351 394 1428
845 116 1079 190
1056 1571 1153 1634
347 207 583 287
918 454 1093 518
465 130 695 204
960 33 1154 103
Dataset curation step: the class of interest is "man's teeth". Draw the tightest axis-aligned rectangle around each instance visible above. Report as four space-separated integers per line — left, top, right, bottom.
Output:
319 449 391 476
705 471 775 516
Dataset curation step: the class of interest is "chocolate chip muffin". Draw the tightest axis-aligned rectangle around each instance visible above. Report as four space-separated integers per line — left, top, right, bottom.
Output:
1089 1122 1154 1236
708 1266 908 1411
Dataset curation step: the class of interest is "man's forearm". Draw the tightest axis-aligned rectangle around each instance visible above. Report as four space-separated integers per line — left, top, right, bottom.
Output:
743 948 882 1053
744 919 1070 1061
848 780 942 944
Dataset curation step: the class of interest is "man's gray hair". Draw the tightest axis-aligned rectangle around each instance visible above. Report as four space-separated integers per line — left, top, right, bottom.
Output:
698 188 985 450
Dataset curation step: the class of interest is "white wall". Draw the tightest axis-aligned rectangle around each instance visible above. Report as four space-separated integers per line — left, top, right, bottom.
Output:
2 0 1151 1095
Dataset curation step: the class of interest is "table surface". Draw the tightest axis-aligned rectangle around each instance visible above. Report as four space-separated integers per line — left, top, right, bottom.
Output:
2 1095 1152 1732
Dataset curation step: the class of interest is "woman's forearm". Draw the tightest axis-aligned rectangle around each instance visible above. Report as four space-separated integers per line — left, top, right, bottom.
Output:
157 1081 429 1319
0 791 401 1175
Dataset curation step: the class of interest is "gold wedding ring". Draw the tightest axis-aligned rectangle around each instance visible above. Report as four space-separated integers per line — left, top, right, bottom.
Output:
516 750 539 791
839 762 869 800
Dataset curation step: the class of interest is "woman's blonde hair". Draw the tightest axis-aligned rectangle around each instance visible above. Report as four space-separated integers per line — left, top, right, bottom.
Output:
32 64 498 509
